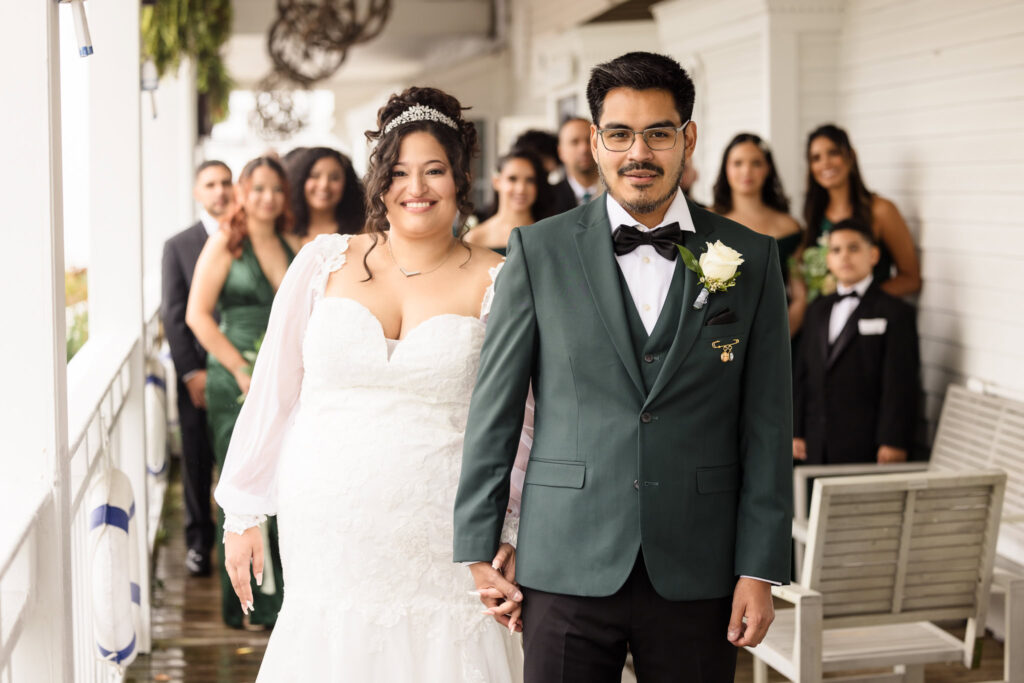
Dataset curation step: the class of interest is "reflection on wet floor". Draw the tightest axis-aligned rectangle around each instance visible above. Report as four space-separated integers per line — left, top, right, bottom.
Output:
128 461 1007 682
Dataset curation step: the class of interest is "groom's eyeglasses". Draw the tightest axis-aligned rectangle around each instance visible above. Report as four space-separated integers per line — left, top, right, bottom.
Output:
597 122 690 152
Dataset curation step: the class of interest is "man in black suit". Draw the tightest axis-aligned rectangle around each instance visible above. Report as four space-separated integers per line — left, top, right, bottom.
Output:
793 219 920 465
550 116 601 214
160 160 233 575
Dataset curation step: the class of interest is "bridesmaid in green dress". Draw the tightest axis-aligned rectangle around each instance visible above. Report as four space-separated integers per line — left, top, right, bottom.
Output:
802 124 921 297
186 156 295 628
711 133 806 336
464 148 554 255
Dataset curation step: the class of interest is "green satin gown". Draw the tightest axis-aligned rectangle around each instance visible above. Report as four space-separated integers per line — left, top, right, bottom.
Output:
205 236 294 628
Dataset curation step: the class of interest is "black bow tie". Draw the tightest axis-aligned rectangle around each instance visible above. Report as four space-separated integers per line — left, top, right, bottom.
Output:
836 291 860 301
612 223 683 260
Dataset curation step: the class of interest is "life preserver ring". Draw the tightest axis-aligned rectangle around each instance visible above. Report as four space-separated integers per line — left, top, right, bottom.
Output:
88 468 142 667
158 343 182 458
145 357 168 477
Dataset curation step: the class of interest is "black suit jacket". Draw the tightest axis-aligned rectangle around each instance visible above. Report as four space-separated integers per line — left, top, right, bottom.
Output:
550 178 579 215
161 222 211 379
794 282 920 464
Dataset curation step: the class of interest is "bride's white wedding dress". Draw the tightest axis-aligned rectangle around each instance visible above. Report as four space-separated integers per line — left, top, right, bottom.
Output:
215 233 524 682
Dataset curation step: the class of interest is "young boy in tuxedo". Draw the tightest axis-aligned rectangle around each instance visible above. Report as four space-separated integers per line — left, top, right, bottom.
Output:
793 218 920 464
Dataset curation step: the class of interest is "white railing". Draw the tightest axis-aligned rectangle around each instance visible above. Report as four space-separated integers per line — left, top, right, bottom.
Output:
0 305 168 683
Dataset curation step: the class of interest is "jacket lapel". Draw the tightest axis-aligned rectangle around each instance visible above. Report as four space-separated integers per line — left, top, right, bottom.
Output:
643 204 715 407
826 283 880 369
574 197 646 398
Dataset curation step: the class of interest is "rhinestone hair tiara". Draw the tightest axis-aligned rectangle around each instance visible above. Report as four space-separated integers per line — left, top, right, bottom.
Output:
382 105 459 137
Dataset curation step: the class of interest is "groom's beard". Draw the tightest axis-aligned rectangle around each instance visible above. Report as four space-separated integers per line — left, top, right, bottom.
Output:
599 160 686 216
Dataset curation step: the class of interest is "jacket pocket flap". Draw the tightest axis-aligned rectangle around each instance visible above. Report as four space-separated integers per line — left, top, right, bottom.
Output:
696 463 739 494
524 459 586 489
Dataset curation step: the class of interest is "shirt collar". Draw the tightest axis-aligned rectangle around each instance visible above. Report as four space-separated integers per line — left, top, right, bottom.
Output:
566 173 599 201
837 274 873 297
199 209 221 236
606 187 696 235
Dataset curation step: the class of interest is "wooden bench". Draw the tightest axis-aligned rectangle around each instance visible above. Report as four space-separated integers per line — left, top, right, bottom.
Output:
750 469 1023 683
794 385 1024 584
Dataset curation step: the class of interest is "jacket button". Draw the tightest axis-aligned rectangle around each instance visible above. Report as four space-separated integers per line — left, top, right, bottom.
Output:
633 480 640 490
643 353 655 363
640 412 653 423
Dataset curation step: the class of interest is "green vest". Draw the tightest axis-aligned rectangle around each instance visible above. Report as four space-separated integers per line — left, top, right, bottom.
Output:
617 263 685 395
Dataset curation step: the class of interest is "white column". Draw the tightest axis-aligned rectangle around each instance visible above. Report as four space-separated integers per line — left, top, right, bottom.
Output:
82 0 152 652
0 0 72 680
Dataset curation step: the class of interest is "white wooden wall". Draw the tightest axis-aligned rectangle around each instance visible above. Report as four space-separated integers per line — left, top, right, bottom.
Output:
836 0 1024 425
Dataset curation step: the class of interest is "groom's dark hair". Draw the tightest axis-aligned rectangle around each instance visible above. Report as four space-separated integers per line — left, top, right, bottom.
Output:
586 52 695 125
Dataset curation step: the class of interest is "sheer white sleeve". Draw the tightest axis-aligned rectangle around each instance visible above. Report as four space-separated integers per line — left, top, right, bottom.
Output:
215 234 352 527
481 260 530 547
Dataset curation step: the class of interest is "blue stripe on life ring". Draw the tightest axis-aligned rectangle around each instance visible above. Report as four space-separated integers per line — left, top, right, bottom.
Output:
89 504 129 533
145 374 166 391
130 582 141 605
98 634 136 664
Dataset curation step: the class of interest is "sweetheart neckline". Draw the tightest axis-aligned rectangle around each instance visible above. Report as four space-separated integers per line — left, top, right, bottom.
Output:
315 297 484 359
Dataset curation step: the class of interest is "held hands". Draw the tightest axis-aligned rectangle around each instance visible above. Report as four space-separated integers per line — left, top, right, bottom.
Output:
184 370 207 409
224 526 263 615
877 445 908 463
233 365 252 397
469 543 522 633
727 577 774 648
792 437 807 461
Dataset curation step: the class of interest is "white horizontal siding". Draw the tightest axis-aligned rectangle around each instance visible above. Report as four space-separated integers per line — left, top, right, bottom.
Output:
838 0 1024 429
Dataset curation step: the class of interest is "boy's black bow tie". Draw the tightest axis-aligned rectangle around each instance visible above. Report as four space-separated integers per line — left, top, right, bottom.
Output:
612 223 683 260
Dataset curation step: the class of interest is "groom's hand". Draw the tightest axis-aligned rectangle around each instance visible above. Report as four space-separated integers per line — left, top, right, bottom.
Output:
469 547 522 633
727 577 775 647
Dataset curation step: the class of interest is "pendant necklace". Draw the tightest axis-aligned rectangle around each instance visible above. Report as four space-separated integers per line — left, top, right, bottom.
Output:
387 237 457 277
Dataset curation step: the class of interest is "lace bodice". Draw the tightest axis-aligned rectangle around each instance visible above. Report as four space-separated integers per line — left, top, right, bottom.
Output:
215 234 526 542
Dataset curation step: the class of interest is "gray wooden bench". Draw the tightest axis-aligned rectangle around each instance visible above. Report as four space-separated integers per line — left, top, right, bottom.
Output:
793 384 1024 639
752 469 1023 683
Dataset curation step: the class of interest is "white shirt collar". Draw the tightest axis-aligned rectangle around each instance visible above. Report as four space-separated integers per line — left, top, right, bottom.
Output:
199 209 221 236
566 173 600 202
606 187 696 235
836 274 873 297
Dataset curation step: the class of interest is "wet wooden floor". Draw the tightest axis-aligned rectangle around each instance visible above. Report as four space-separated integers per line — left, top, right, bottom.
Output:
129 462 1008 682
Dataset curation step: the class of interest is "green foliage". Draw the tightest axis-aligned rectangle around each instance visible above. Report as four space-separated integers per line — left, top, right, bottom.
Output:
67 309 89 362
676 244 703 276
141 0 234 122
792 235 835 302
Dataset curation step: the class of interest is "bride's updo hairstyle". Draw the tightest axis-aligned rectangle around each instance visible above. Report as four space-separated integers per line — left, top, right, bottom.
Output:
364 87 478 234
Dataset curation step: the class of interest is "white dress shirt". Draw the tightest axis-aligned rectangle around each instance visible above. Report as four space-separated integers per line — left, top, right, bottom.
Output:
828 275 873 344
567 173 601 205
607 189 695 334
199 209 220 236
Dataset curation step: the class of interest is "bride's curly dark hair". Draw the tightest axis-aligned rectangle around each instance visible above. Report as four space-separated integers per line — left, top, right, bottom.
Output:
361 87 478 278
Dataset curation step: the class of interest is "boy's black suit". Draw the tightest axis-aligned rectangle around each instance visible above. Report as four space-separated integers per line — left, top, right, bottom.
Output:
794 281 920 464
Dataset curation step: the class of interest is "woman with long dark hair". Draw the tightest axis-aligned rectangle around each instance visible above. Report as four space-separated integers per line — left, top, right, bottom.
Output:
212 87 525 680
712 133 804 334
185 156 295 629
465 148 553 255
287 146 366 247
802 124 921 296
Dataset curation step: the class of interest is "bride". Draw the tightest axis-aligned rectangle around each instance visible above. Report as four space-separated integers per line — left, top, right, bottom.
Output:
215 87 525 681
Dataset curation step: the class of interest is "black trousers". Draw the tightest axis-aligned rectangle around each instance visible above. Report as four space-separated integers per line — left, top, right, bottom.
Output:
177 380 215 554
521 553 737 683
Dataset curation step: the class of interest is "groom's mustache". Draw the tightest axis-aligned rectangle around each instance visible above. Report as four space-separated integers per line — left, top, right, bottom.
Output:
618 162 664 177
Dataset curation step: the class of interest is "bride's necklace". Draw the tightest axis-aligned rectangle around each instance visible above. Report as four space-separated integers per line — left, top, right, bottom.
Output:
387 237 457 277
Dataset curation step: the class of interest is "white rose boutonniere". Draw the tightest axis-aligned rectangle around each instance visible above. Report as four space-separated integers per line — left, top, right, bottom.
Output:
676 240 744 310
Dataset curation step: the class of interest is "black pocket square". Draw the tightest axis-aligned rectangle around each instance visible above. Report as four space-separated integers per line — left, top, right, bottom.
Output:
705 309 738 325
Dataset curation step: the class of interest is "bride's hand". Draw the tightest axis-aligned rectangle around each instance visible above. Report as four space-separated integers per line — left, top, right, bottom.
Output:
470 543 523 632
224 526 263 614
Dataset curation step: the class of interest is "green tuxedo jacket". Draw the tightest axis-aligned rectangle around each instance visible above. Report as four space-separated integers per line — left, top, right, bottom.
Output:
454 196 793 600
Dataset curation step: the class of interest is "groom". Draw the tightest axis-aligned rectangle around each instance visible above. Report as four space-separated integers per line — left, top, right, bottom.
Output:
455 51 792 681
